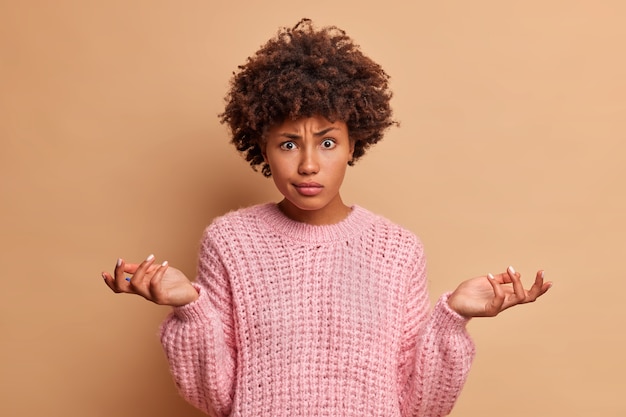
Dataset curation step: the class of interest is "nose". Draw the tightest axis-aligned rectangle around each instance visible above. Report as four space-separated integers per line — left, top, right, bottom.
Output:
298 147 319 175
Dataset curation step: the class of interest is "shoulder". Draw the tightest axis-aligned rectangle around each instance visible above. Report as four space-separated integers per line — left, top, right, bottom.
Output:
201 203 274 244
211 203 271 227
362 206 423 245
359 206 425 257
358 207 427 283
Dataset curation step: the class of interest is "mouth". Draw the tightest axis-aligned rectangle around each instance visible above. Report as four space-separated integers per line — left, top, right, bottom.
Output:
293 182 323 196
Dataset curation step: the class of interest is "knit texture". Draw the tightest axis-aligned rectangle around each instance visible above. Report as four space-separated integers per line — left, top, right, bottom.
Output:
160 203 475 417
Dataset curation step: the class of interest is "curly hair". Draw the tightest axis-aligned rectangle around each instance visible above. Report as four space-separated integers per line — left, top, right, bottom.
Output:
219 18 397 177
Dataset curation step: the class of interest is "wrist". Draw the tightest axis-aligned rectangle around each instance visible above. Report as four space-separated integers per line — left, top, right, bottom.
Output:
166 283 200 307
435 292 472 328
446 291 471 319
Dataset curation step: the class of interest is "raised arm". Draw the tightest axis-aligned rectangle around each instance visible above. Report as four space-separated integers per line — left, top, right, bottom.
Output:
399 262 552 417
101 232 237 416
158 232 237 416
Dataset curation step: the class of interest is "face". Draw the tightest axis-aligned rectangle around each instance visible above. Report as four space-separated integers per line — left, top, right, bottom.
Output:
262 115 354 225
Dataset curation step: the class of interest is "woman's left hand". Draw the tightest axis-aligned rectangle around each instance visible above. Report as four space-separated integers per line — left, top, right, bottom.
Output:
447 266 552 318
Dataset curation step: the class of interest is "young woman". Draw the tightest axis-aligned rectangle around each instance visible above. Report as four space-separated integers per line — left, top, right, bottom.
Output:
102 19 551 417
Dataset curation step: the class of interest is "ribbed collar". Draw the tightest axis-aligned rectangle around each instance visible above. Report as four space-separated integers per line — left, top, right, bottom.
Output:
255 203 376 244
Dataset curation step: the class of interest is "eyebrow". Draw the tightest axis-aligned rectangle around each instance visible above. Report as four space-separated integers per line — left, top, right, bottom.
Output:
279 126 339 140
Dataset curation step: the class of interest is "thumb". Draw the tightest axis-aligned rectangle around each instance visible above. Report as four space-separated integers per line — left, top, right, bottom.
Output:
485 274 505 316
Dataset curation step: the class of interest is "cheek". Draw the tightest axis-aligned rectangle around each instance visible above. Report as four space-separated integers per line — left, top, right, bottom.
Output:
326 159 349 183
266 153 292 176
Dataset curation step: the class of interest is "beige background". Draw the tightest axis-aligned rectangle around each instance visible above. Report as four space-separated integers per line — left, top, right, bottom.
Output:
1 1 624 416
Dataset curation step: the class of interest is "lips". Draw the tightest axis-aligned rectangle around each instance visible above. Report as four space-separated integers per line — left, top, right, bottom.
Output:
294 182 323 196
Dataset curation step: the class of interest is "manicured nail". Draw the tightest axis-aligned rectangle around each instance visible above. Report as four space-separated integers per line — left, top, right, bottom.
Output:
540 270 545 279
146 254 155 262
116 258 122 267
507 265 516 274
102 273 107 280
161 261 169 267
488 273 495 279
125 277 131 282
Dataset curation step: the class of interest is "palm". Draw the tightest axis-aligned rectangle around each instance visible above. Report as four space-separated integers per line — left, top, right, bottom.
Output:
149 266 197 306
451 276 504 317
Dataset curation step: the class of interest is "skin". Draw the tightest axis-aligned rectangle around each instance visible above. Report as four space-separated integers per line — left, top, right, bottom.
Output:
102 255 197 306
447 266 551 317
262 115 354 225
102 115 552 315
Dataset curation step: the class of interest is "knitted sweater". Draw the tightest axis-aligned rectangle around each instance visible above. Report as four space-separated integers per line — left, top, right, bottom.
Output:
160 203 475 417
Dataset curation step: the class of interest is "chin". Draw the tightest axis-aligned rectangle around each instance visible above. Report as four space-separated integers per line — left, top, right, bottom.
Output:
292 200 326 211
285 196 328 211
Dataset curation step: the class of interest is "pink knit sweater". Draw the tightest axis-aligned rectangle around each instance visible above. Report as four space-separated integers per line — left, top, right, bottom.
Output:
160 204 475 416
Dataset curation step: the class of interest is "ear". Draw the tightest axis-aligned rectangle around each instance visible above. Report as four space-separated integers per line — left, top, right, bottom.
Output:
348 138 355 160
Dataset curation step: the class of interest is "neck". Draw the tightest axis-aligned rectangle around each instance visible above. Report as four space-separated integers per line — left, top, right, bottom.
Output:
277 197 352 225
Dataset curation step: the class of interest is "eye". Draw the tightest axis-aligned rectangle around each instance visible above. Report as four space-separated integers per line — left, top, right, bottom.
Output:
280 141 296 151
321 139 336 149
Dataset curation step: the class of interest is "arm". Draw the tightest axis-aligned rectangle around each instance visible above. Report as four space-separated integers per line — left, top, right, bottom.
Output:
398 251 475 417
159 231 236 416
101 230 237 416
398 261 552 417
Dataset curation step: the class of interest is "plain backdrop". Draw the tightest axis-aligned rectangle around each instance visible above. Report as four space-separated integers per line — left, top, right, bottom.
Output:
1 1 625 416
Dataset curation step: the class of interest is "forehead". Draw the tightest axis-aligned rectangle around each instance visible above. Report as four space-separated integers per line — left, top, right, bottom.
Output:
268 116 347 135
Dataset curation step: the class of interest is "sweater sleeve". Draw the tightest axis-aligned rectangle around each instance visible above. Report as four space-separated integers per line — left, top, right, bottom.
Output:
398 244 476 417
159 229 236 417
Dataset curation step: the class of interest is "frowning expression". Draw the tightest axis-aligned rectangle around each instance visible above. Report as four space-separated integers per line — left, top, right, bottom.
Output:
262 115 354 224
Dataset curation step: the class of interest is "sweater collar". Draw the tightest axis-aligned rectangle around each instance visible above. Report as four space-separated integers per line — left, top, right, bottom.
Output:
257 203 375 244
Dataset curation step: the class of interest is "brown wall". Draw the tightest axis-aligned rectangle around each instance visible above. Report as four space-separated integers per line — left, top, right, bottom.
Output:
1 1 624 416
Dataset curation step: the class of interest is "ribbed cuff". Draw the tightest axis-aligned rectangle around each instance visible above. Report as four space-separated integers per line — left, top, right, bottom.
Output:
170 283 217 322
432 292 471 332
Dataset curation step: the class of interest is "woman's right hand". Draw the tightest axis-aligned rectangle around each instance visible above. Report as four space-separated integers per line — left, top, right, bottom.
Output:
102 254 199 307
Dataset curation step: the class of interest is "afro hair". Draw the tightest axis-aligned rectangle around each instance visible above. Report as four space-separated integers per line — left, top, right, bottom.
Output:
219 18 397 177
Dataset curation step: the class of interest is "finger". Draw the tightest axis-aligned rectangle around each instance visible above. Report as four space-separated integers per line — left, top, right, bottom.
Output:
507 265 527 304
123 263 141 274
489 271 509 284
486 273 505 315
123 263 159 275
101 271 121 293
113 258 123 279
526 270 546 301
127 254 156 295
148 261 169 303
113 258 132 292
542 281 553 293
491 269 517 285
536 273 553 298
130 254 156 280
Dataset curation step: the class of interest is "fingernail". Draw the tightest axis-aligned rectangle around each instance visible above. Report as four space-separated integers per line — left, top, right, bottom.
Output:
146 254 155 262
507 265 516 274
488 273 495 279
102 273 106 280
125 277 131 282
161 261 168 267
540 270 545 279
116 258 122 267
